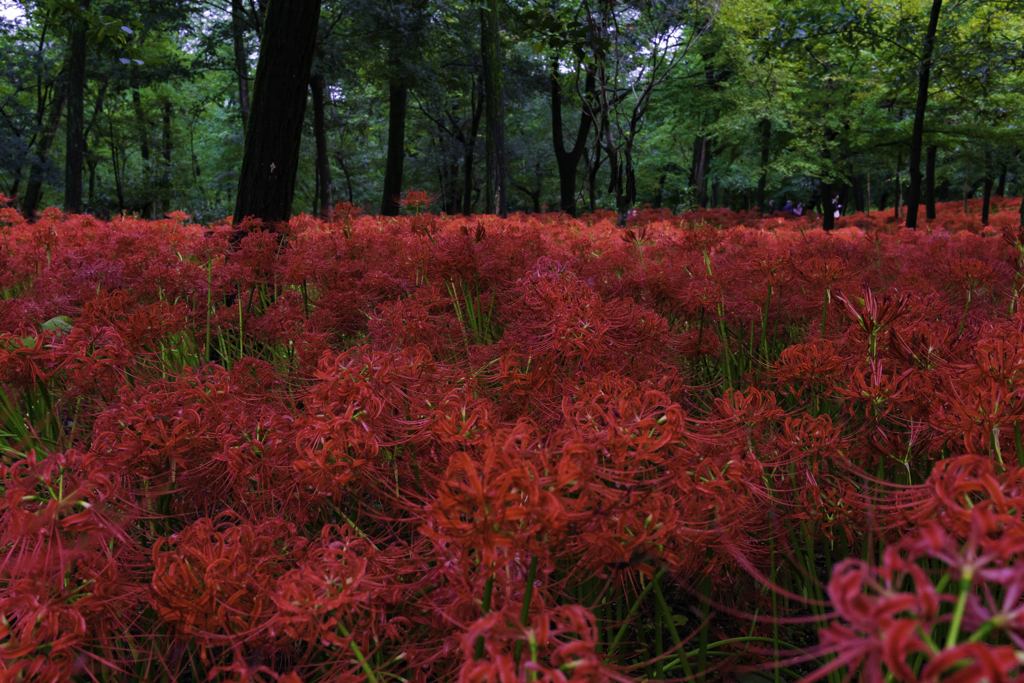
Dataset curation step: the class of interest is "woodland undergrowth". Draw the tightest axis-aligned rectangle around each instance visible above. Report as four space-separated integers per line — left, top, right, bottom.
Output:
2 196 1024 682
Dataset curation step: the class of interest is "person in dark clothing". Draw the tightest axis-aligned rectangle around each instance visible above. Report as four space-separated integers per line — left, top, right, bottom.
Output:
783 200 794 214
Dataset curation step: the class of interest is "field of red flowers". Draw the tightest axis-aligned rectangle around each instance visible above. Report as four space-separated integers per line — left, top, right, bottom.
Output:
2 195 1024 682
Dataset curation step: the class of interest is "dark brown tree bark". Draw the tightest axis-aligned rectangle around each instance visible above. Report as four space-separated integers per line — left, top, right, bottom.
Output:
311 73 332 217
380 79 407 216
461 80 483 216
64 1 90 214
822 180 834 231
550 65 594 216
233 0 321 234
997 164 1007 198
231 0 251 133
22 84 66 218
691 136 709 208
480 0 506 216
905 0 943 228
757 119 770 210
159 100 173 216
982 150 993 226
925 145 937 219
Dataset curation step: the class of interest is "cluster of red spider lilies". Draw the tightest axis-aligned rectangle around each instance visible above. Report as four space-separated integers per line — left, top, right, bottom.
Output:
1 195 1024 682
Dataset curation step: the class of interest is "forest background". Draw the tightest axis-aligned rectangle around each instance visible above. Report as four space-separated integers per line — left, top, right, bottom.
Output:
1 0 1023 228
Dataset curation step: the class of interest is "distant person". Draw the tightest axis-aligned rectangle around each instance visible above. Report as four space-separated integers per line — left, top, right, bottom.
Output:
768 199 775 214
832 194 842 219
793 203 804 216
783 200 794 214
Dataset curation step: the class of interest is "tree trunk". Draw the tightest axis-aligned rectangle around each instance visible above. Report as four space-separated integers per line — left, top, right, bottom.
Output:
851 173 863 213
904 0 943 229
311 73 332 217
22 84 66 218
161 100 173 216
757 119 770 210
380 79 407 216
462 80 483 216
982 150 993 226
233 0 321 235
691 135 708 208
337 133 354 203
896 153 903 220
822 179 834 231
997 164 1007 198
550 65 594 216
925 145 937 219
480 0 506 216
231 0 251 133
64 2 90 214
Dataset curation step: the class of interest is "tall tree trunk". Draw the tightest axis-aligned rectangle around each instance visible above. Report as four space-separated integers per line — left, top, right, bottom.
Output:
905 0 943 228
233 0 321 235
231 0 251 133
851 173 864 213
480 0 506 216
461 80 483 216
380 79 407 216
896 153 903 220
160 100 173 216
982 150 993 226
757 118 770 210
822 179 834 231
996 164 1007 197
692 135 708 206
550 64 594 216
22 84 66 218
925 145 937 219
132 88 153 217
311 73 332 217
588 138 602 213
64 1 90 214
337 133 354 203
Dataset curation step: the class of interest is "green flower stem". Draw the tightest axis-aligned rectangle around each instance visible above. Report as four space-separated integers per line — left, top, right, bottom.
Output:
945 572 973 649
338 622 379 683
474 574 494 660
513 555 539 669
606 568 666 662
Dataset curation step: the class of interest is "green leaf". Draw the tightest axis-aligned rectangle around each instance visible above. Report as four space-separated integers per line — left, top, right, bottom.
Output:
41 316 72 336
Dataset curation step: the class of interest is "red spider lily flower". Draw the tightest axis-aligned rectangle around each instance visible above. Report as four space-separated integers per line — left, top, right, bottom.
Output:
835 288 912 336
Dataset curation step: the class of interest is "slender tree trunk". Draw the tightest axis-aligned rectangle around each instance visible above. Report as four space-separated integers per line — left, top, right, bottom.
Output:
925 145 937 219
757 118 770 210
691 136 709 208
64 1 90 214
588 140 602 213
109 119 124 214
480 0 506 216
22 84 66 218
231 0 251 133
380 79 407 216
866 170 871 215
311 73 332 217
822 179 834 231
550 65 594 216
997 164 1007 197
160 100 173 216
462 82 483 216
896 153 903 220
982 150 993 226
905 0 943 228
131 88 153 217
337 133 354 203
233 0 321 235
